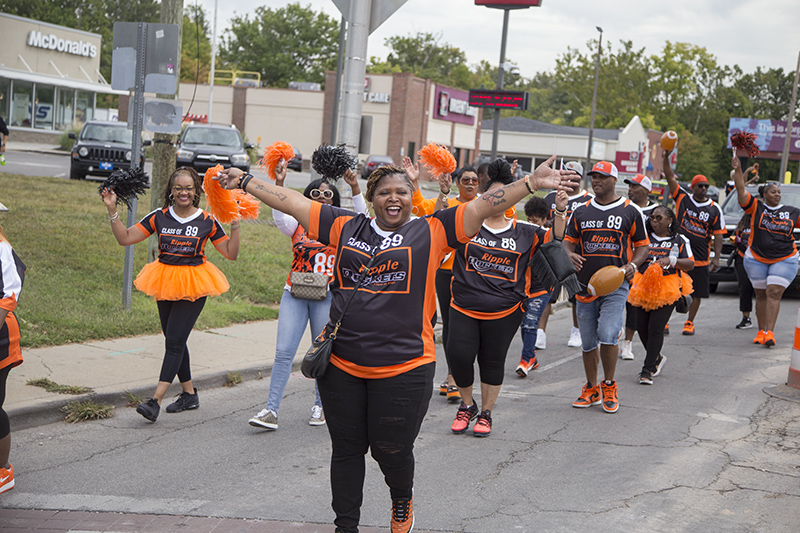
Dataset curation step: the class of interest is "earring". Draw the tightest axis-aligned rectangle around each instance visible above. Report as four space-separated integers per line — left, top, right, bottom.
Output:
168 193 175 204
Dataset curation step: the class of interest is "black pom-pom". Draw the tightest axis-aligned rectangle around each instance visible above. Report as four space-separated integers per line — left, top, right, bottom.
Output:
312 144 357 181
98 167 150 209
487 158 513 185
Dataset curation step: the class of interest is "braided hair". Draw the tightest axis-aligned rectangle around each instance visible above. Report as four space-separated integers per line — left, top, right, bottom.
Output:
365 165 412 203
163 167 202 208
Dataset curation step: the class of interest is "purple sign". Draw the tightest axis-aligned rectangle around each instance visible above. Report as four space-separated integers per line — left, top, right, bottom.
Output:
434 86 477 126
727 118 800 154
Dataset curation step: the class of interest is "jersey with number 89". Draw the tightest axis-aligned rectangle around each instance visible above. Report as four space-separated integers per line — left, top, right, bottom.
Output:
287 225 336 285
136 207 228 267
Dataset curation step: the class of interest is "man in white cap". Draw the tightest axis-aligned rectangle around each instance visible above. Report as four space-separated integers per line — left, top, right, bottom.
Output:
537 161 594 350
563 161 650 413
619 174 659 359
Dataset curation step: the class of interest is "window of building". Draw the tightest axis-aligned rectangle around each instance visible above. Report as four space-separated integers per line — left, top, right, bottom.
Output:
76 90 95 123
11 80 33 127
34 84 55 130
0 78 9 122
56 88 75 130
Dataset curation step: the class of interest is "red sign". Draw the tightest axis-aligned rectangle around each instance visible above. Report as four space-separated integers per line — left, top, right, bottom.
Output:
614 151 642 174
434 86 477 125
475 1 543 6
469 89 529 110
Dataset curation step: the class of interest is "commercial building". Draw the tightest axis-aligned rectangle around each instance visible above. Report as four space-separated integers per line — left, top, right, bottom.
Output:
0 13 124 142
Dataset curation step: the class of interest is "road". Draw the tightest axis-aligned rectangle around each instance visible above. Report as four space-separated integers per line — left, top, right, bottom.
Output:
3 285 800 532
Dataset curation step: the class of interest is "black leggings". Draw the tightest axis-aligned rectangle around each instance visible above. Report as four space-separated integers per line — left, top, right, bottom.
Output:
317 362 434 533
0 365 10 439
635 303 675 374
156 298 206 384
734 255 754 313
446 307 523 387
435 269 453 374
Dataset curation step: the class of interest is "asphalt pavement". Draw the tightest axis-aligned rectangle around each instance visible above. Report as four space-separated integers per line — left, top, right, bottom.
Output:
2 142 800 532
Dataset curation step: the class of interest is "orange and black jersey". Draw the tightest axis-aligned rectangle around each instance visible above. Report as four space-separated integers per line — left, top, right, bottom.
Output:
565 197 649 301
639 201 658 219
307 202 473 379
0 241 25 370
451 220 549 319
672 188 725 266
733 226 751 258
287 225 336 285
544 189 593 222
740 192 800 263
637 233 694 277
136 207 228 267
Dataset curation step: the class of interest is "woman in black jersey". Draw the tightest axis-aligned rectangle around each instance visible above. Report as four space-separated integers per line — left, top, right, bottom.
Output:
627 206 694 384
102 167 240 422
732 156 800 347
215 158 577 533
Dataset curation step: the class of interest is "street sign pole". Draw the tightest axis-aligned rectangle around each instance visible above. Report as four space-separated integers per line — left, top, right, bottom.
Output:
490 8 510 161
122 23 148 310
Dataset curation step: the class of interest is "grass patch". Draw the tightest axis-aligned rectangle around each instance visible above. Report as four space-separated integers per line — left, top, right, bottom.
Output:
62 400 115 423
124 389 145 407
2 174 288 348
27 378 93 395
224 371 243 387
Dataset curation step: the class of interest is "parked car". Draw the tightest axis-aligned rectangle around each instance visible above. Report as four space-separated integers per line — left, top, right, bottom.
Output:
360 155 394 179
176 123 253 175
287 147 302 171
69 121 149 181
709 183 800 291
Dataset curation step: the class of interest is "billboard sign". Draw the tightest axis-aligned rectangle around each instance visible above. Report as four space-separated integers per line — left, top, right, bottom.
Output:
614 151 642 174
434 86 477 125
727 118 800 154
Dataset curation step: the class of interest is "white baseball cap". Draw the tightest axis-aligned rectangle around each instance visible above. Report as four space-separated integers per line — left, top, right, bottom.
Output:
623 174 652 192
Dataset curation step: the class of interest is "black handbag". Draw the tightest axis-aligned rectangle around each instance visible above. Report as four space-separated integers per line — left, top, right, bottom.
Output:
301 252 378 379
530 234 581 298
674 271 692 313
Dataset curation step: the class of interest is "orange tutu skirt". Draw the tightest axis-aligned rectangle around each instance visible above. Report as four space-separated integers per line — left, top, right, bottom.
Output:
134 261 230 301
628 263 693 311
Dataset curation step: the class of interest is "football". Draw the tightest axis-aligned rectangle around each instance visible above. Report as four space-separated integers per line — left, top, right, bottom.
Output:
660 130 678 151
587 266 626 297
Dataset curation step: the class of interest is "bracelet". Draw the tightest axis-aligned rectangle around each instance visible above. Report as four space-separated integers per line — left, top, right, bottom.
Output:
553 207 567 218
524 175 536 194
439 191 449 198
230 223 240 230
108 212 119 223
237 173 254 191
628 262 638 271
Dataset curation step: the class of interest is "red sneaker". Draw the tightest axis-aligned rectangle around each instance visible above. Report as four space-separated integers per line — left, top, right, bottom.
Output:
451 403 478 434
473 410 492 437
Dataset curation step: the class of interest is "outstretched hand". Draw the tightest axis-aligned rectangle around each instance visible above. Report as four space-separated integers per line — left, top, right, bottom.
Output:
100 187 117 209
554 190 569 212
216 167 244 190
438 173 452 195
529 155 581 192
402 156 420 188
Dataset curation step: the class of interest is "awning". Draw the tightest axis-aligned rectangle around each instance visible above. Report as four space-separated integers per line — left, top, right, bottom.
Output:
0 67 127 95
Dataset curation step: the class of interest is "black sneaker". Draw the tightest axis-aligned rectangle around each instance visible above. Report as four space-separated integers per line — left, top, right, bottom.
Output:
735 316 753 329
639 371 653 385
166 388 199 413
653 354 667 377
136 398 160 422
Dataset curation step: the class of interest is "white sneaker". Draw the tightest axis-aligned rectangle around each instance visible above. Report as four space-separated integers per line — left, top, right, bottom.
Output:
535 329 547 350
567 327 582 348
620 340 634 360
249 408 278 430
309 405 326 426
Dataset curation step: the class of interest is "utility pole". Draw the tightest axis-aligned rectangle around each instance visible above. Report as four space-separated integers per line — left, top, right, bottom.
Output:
337 0 370 157
583 26 603 190
780 51 799 182
148 0 184 262
489 8 510 161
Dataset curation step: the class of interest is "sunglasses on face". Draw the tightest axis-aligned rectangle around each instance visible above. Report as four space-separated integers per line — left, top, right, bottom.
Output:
695 184 709 189
310 189 334 200
460 177 479 185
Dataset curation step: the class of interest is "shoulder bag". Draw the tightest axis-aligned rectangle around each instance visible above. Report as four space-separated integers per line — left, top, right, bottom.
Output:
290 271 329 301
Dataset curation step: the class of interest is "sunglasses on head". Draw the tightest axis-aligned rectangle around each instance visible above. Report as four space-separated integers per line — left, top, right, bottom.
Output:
310 188 334 200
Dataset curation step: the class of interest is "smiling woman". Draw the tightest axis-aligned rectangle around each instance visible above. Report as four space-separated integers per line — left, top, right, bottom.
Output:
214 156 577 532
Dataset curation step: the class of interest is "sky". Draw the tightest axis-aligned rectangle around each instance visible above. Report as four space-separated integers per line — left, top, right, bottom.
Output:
190 0 800 79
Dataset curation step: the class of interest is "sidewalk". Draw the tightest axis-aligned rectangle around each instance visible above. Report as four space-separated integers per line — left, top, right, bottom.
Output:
7 319 297 430
4 140 65 155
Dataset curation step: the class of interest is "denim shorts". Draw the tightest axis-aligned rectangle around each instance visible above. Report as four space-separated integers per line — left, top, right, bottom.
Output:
743 251 799 289
575 282 629 352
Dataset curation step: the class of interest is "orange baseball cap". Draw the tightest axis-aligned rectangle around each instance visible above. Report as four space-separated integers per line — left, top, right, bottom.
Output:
691 174 709 187
588 161 618 179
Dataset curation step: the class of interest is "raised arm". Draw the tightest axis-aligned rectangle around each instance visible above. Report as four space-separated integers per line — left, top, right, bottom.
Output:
101 188 148 246
731 155 750 207
462 155 577 237
551 190 569 240
217 165 314 230
401 157 421 192
663 149 679 195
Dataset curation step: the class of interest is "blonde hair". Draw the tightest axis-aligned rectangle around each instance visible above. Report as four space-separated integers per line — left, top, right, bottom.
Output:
365 165 411 203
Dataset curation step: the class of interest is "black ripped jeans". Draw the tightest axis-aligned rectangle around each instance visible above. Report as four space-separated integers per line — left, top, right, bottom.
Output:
317 362 434 533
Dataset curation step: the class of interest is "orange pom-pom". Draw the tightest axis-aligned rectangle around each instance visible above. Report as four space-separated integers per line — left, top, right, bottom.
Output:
418 143 456 177
628 263 686 311
258 141 295 181
233 189 261 221
587 265 625 297
203 165 239 224
660 130 678 151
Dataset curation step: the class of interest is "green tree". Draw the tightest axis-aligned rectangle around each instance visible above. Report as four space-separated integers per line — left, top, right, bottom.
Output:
220 3 338 87
375 32 467 86
181 5 211 83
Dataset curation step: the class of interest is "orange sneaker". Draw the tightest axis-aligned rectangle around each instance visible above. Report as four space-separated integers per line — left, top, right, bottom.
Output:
451 402 478 433
601 380 619 413
763 330 776 347
515 355 539 377
390 497 414 533
0 464 14 494
664 324 670 335
473 410 492 437
572 383 602 408
682 320 695 335
446 385 461 403
753 330 766 344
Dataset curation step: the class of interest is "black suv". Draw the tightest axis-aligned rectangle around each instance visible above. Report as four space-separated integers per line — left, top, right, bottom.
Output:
709 184 800 291
176 124 253 174
69 121 148 180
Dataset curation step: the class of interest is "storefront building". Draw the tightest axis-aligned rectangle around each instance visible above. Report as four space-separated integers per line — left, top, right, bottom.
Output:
0 13 123 141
